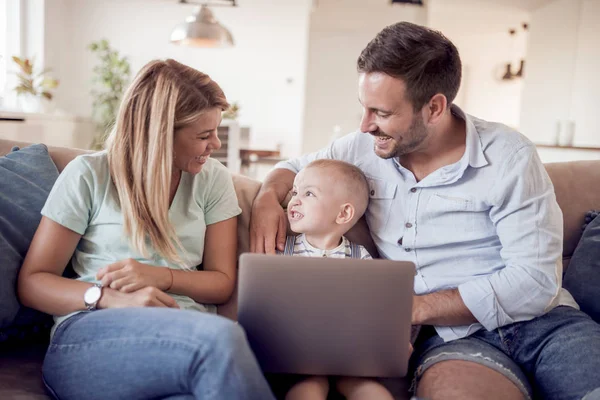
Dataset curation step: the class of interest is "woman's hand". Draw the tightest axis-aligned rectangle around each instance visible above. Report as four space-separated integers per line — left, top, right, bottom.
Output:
97 258 171 293
99 286 180 309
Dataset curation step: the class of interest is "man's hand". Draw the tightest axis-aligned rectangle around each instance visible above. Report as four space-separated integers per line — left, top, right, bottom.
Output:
250 191 289 254
412 289 477 326
97 259 171 293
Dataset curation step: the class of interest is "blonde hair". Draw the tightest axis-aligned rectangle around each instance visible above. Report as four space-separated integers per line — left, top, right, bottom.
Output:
106 59 229 266
305 159 370 222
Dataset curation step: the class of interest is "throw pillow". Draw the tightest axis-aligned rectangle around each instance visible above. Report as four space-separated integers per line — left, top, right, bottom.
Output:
563 210 600 323
0 144 59 332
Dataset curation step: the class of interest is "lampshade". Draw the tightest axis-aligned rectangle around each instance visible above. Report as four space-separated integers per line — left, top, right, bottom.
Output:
170 5 234 48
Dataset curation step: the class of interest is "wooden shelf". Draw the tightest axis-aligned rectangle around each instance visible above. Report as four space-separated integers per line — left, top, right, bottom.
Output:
535 144 600 151
240 149 281 159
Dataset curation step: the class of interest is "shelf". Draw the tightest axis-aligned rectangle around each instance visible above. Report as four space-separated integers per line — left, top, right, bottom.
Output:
535 144 600 151
0 110 92 123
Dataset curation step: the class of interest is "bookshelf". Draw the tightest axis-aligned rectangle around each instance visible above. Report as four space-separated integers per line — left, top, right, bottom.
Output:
215 119 241 174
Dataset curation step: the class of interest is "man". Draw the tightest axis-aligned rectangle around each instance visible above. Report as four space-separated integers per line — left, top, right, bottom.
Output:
250 22 600 400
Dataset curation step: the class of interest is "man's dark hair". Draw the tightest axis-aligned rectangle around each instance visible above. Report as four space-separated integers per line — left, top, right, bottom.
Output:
357 22 461 111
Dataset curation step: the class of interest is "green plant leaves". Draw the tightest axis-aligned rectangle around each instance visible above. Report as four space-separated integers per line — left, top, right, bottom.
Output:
12 56 59 98
88 39 131 150
40 77 59 90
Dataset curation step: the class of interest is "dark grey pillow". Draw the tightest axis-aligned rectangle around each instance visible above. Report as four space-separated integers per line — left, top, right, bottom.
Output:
563 210 600 323
0 144 59 330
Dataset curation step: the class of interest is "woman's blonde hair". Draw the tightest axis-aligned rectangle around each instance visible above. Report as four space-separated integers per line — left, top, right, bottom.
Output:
106 59 229 266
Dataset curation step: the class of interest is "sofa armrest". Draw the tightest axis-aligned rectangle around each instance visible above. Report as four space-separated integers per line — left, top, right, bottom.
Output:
217 174 262 320
232 174 262 257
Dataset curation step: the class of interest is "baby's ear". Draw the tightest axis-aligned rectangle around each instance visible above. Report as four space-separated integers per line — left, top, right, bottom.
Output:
336 203 355 225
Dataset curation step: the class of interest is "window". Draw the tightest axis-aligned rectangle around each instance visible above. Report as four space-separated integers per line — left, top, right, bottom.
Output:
1 0 7 106
0 0 22 109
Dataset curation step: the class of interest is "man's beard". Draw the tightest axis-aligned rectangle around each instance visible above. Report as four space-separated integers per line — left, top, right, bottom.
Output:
372 114 428 159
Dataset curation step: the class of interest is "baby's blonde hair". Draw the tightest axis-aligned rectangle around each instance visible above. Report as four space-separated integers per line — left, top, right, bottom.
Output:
304 159 370 223
106 59 229 266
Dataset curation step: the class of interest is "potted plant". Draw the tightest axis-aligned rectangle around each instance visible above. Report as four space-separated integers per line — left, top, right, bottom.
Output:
88 39 131 149
223 102 240 120
12 56 59 113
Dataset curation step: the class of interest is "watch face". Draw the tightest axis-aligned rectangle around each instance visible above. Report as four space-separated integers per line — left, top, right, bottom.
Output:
84 286 102 305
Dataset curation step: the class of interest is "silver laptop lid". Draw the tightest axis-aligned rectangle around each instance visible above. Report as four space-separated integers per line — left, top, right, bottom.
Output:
238 253 415 378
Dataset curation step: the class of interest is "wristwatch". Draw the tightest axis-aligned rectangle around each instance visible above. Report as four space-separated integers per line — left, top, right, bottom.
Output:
84 283 103 311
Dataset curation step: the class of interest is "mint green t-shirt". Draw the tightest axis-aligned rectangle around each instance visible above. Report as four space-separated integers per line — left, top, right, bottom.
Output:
41 151 241 331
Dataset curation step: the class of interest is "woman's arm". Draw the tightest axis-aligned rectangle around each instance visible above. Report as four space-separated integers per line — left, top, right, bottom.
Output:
18 217 179 316
96 217 238 304
18 217 93 316
170 216 237 304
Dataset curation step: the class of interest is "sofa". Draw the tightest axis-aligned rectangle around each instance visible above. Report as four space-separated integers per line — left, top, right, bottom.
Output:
1 138 599 399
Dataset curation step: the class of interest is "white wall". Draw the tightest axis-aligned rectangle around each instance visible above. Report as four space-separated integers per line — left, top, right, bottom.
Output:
301 0 427 154
428 0 530 129
569 0 600 147
519 0 582 145
520 0 600 149
44 0 311 155
43 0 69 114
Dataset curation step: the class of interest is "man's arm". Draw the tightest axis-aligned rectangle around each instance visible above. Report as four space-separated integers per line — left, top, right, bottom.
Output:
456 144 563 331
250 169 297 253
256 169 297 206
413 289 477 326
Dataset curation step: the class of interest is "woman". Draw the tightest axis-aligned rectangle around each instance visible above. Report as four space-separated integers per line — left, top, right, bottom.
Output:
18 59 275 400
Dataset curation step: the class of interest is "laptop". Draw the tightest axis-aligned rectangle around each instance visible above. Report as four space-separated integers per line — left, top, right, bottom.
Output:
237 253 415 378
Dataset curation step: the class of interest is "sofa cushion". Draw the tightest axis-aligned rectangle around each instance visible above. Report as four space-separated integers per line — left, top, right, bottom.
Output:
563 210 600 323
0 144 59 332
545 161 600 261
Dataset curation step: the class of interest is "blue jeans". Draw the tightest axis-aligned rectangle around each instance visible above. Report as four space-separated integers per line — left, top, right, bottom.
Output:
42 308 276 400
411 306 600 400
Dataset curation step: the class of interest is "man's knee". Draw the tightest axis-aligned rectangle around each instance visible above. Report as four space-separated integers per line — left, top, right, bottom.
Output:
417 360 525 400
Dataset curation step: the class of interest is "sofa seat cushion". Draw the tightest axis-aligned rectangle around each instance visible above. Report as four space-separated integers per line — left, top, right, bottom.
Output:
0 342 49 399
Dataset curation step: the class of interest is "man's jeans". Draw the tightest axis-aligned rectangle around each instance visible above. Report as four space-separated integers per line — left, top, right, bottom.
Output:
42 308 276 400
411 306 600 400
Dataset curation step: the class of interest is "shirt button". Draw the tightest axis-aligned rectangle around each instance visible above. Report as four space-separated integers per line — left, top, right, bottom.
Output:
410 188 417 193
405 248 412 252
397 237 403 245
405 222 413 228
370 189 375 196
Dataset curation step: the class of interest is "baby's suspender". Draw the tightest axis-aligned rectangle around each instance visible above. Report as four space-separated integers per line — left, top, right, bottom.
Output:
283 235 296 256
284 235 362 259
349 242 362 259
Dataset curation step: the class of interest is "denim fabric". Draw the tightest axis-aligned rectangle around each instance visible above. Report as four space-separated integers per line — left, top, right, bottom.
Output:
43 308 275 400
563 212 600 323
411 306 600 400
0 144 58 331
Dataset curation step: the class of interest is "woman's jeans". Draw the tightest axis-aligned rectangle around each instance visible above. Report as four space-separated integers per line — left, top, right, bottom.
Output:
42 308 275 400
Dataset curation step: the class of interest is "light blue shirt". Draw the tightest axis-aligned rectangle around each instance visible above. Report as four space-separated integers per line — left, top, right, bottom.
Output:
42 151 242 332
275 105 578 342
